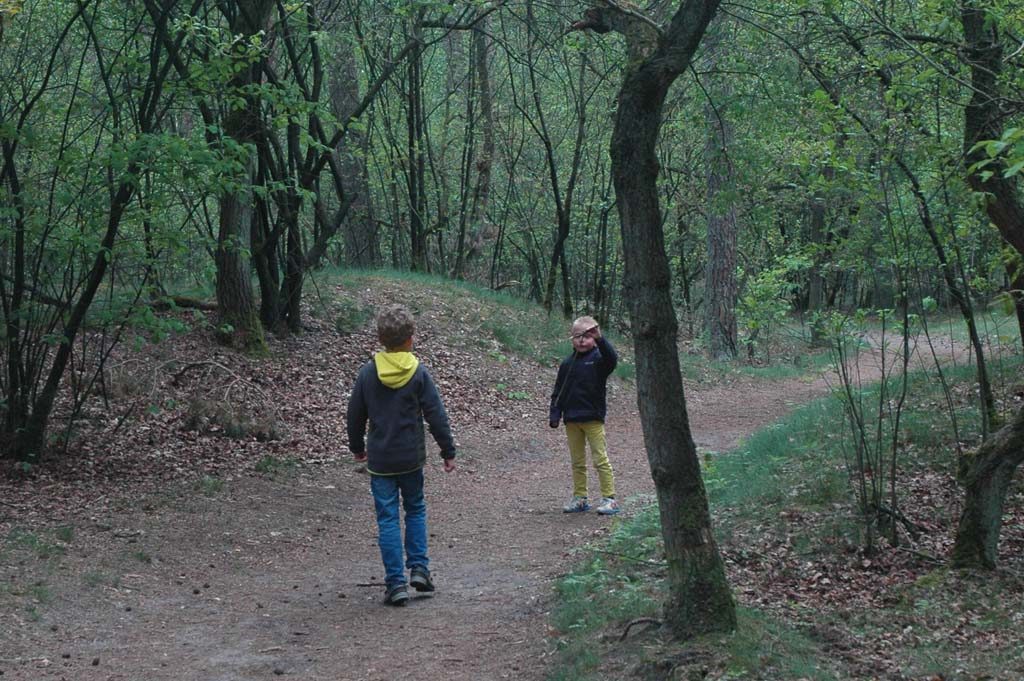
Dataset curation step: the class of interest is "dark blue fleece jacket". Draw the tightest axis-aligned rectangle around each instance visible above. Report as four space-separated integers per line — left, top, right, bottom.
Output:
549 337 618 425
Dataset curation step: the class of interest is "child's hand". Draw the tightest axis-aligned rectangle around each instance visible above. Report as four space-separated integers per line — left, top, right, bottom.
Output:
549 419 559 428
354 452 367 463
588 324 601 340
443 458 456 473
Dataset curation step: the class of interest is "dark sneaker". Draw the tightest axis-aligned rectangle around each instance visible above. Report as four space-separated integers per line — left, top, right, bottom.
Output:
384 584 409 606
409 568 435 593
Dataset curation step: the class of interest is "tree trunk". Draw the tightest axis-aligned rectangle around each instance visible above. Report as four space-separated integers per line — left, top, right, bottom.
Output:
960 4 1024 343
215 0 272 352
1011 269 1024 355
702 20 738 360
464 20 497 273
330 35 378 268
407 11 429 272
950 5 1024 567
951 406 1024 569
579 0 735 639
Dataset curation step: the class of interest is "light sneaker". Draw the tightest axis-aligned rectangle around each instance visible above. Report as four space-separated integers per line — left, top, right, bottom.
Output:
595 497 620 515
562 496 590 513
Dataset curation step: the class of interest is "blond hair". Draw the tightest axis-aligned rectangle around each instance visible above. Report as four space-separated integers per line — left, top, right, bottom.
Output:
377 304 416 349
571 315 598 334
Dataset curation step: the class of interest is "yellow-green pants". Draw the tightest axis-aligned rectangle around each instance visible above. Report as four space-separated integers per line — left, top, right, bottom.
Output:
565 421 615 499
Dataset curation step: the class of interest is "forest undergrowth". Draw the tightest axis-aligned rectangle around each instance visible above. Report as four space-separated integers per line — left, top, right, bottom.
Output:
0 271 1021 681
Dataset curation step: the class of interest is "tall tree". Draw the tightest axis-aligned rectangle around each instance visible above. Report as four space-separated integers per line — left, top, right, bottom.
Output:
330 32 379 268
573 0 736 638
702 17 738 360
214 0 272 351
951 1 1024 569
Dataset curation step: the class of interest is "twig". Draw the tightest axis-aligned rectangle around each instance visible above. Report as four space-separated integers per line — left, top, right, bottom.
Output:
620 617 662 641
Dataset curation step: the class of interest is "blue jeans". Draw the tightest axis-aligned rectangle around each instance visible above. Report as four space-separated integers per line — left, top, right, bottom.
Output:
370 469 428 588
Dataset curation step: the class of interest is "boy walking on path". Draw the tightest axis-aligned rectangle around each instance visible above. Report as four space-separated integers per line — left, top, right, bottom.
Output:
549 315 620 515
346 304 456 606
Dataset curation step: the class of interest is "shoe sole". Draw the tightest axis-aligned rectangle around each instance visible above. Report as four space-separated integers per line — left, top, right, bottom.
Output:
385 589 409 606
409 575 435 593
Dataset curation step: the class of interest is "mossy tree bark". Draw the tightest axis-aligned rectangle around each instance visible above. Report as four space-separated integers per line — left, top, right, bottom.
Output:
214 0 272 353
951 406 1024 569
576 0 736 638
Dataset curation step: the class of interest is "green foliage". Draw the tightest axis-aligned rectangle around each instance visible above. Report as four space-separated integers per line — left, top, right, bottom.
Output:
718 609 842 680
704 398 847 516
194 475 225 496
5 527 68 561
738 253 810 361
495 383 530 400
548 543 661 680
333 298 372 335
969 127 1024 179
254 455 299 476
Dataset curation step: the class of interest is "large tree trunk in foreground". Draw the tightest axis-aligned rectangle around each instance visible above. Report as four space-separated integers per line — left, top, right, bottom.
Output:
951 406 1024 569
579 0 735 639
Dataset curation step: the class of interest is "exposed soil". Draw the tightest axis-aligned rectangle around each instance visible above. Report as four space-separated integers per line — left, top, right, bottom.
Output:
1 278 1019 681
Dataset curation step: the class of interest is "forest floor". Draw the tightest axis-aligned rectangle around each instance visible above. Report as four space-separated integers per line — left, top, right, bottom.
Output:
1 275 1021 681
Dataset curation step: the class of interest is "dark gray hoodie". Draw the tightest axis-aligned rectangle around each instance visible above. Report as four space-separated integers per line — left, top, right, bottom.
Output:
346 353 455 475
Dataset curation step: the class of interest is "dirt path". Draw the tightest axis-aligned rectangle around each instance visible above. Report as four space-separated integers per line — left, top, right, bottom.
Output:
1 364 842 681
4 281 980 681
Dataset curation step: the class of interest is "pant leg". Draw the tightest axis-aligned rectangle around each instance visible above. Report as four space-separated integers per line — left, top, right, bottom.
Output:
370 474 405 588
398 469 428 573
583 421 615 498
565 422 589 498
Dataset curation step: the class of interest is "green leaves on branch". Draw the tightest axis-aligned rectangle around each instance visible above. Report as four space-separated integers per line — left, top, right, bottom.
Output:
969 127 1024 180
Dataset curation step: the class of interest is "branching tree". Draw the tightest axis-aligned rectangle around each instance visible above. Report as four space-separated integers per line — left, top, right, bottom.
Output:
572 0 736 639
1 0 177 459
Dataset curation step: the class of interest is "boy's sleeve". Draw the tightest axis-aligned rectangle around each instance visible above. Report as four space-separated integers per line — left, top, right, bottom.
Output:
418 369 456 459
345 370 368 454
597 337 618 376
549 362 568 424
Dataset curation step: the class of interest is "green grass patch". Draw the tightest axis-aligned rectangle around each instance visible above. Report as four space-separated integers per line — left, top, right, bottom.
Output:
5 527 67 560
194 475 225 496
717 609 842 680
254 454 299 476
678 341 833 385
704 396 848 516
